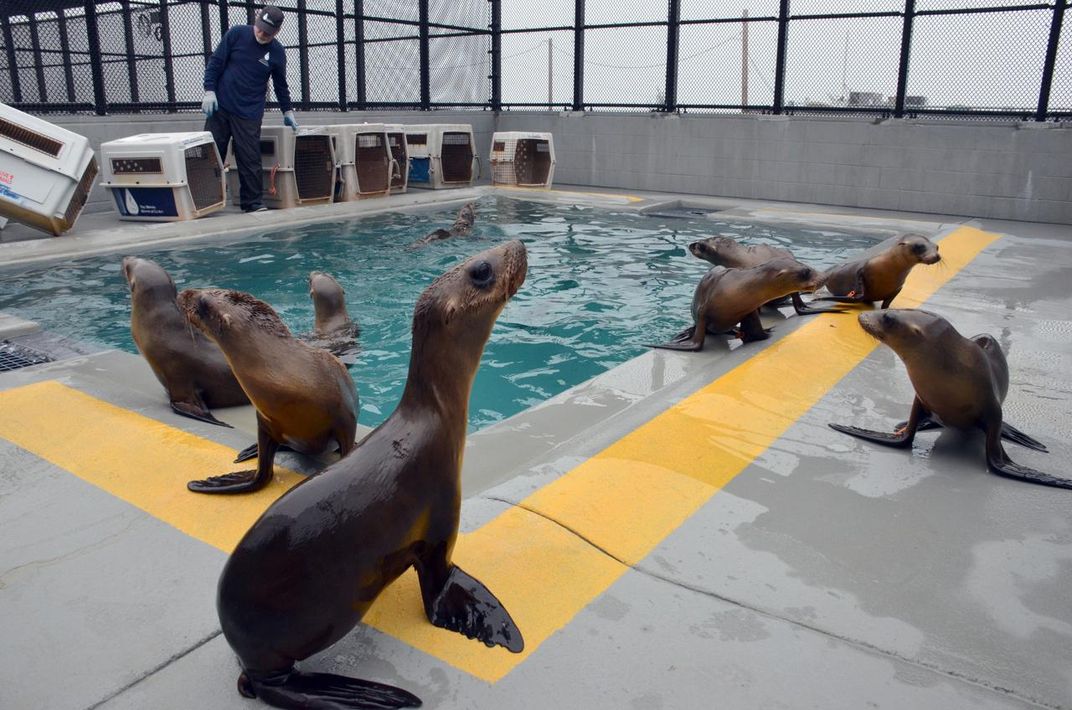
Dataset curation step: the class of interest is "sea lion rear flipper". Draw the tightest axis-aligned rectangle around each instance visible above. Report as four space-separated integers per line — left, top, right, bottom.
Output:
999 422 1049 453
984 425 1071 489
648 324 704 352
170 399 233 428
427 565 525 653
790 293 850 315
829 397 924 449
241 670 421 709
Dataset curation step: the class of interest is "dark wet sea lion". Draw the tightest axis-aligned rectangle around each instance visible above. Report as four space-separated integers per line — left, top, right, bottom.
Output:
122 256 249 427
177 288 358 494
410 201 477 247
300 271 360 365
821 234 941 308
651 257 827 352
688 236 844 315
829 309 1068 489
217 240 528 709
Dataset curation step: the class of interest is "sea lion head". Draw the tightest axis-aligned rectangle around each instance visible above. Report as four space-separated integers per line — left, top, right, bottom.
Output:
122 256 178 302
411 240 527 353
858 309 947 358
309 271 351 330
897 234 941 265
458 202 476 224
758 256 826 294
688 236 735 264
177 288 292 344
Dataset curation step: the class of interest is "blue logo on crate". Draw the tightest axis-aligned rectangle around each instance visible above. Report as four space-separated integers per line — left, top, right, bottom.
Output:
113 188 178 217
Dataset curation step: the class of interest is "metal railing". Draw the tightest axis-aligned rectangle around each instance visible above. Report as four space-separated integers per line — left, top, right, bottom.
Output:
1 1 1068 120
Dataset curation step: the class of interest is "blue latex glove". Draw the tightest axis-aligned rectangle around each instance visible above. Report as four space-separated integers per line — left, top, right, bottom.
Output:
283 110 298 132
201 90 217 117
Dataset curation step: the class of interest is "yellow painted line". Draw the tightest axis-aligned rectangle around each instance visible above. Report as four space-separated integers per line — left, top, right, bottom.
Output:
0 226 998 683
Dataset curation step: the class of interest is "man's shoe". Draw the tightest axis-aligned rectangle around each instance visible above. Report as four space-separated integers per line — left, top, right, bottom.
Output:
251 206 268 213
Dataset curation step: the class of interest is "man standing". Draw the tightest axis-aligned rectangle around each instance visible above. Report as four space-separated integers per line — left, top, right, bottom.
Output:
201 5 298 213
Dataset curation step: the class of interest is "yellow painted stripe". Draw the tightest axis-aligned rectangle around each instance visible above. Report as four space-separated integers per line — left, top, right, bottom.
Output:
0 226 999 683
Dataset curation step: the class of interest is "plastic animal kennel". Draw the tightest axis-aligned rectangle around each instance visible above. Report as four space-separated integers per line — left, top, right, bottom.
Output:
100 132 225 221
324 123 393 201
405 124 477 189
0 103 98 235
226 126 335 209
384 124 409 194
490 132 555 188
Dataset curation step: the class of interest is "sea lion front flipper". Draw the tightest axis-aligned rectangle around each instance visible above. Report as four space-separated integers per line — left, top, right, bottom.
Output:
999 421 1049 453
828 397 924 449
894 415 942 433
426 565 525 653
189 417 279 494
984 423 1071 489
737 311 770 343
648 324 705 352
241 670 422 709
880 288 902 310
790 292 850 315
170 398 233 428
233 441 297 464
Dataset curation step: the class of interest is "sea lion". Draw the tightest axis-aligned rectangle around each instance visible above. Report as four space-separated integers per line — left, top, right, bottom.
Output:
216 240 528 709
121 256 248 427
177 288 358 494
829 309 1068 489
688 236 844 315
650 257 827 352
821 233 941 308
410 202 477 247
300 271 360 365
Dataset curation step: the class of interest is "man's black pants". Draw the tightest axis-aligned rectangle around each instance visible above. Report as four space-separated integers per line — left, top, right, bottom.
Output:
205 109 263 212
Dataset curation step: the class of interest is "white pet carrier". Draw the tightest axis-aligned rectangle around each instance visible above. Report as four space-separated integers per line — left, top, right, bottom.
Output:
324 123 393 201
384 124 409 194
490 132 555 188
100 132 225 221
0 103 98 236
226 126 335 209
405 124 477 189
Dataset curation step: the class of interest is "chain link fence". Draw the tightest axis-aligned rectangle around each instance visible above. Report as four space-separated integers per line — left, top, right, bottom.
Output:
1 0 1068 119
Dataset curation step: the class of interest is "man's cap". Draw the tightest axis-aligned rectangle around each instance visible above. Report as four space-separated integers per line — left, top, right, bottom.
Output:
255 5 284 36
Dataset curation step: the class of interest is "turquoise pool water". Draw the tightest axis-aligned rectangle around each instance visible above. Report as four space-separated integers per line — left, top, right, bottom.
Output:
0 196 881 430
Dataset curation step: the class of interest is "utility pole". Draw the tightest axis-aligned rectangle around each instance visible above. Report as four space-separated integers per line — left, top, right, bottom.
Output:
741 8 748 107
548 37 553 109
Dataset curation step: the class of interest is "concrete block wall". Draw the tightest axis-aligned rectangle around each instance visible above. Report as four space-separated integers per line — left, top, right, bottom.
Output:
495 112 1072 224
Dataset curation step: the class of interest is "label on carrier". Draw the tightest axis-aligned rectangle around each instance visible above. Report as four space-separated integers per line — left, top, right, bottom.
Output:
112 187 178 217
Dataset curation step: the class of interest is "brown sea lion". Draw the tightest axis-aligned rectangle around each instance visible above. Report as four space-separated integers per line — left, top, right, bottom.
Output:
688 236 844 315
300 271 360 365
821 233 941 308
177 288 358 494
216 240 528 709
829 309 1068 489
410 201 477 247
121 256 248 427
650 257 826 351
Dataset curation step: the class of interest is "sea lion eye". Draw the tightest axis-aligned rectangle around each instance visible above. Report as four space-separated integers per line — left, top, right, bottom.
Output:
799 268 811 279
912 243 926 254
468 260 494 289
882 312 894 327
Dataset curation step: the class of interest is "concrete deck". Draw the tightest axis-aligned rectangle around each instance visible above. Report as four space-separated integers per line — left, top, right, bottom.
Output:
1 187 1070 710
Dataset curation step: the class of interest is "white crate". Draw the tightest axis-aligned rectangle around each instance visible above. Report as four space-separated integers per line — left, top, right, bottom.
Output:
490 132 555 188
404 124 477 189
226 126 335 209
384 124 409 194
0 103 98 236
323 123 392 201
100 132 225 221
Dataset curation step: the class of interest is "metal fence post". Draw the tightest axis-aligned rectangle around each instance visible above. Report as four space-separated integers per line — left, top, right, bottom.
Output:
218 0 229 34
297 0 310 110
200 1 213 63
120 0 139 104
893 0 915 118
160 0 177 109
27 13 48 103
335 0 347 110
354 0 366 109
573 0 584 110
56 10 76 102
83 1 107 115
0 15 21 104
490 0 501 111
664 0 680 112
772 0 789 113
1036 0 1066 121
419 0 430 110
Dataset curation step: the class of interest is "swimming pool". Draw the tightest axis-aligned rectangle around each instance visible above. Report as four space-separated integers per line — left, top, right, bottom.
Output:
0 196 883 429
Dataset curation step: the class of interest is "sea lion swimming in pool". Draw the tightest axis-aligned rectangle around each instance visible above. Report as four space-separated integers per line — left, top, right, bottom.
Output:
409 201 477 247
215 240 528 708
650 257 827 352
820 233 941 308
688 236 844 315
829 309 1069 489
177 288 358 493
299 271 360 365
121 256 248 427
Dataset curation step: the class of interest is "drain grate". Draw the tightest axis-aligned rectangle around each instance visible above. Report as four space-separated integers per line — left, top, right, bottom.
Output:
0 340 54 372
